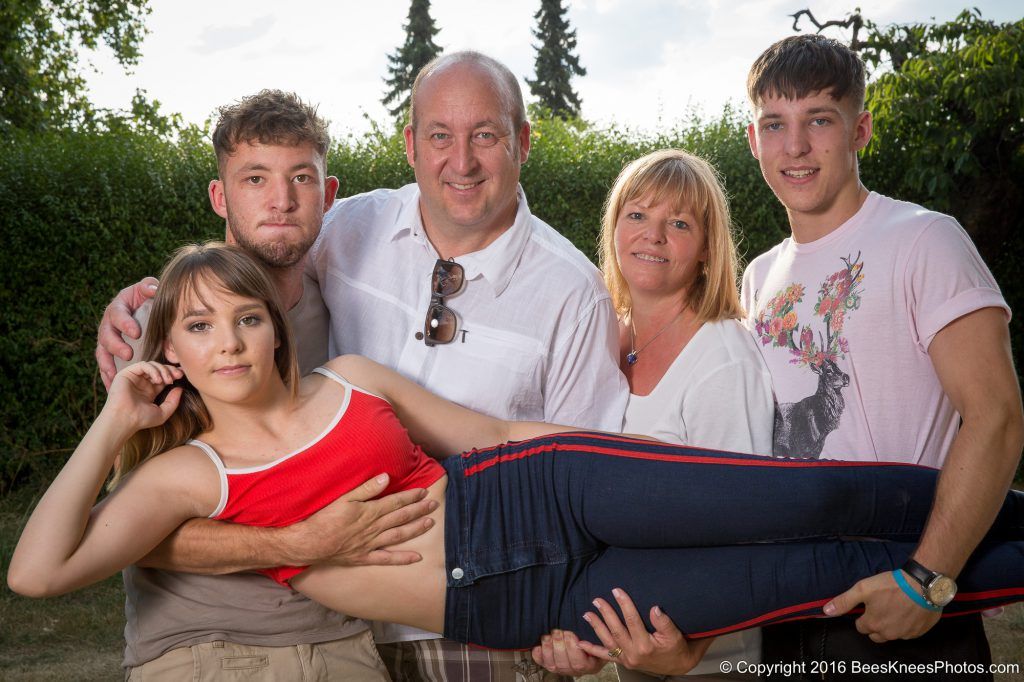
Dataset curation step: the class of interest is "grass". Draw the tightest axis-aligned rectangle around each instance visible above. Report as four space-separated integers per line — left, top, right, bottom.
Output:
1 486 125 680
0 579 125 680
2 485 1023 681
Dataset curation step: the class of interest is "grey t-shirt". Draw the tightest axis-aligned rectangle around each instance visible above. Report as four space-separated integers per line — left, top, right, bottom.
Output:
121 274 359 668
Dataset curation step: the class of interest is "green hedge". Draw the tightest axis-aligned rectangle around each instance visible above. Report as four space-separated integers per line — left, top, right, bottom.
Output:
1 110 1021 492
522 108 788 263
0 129 219 490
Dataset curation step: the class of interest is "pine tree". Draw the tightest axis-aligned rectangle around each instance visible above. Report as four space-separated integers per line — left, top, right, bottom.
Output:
382 0 443 119
527 0 587 119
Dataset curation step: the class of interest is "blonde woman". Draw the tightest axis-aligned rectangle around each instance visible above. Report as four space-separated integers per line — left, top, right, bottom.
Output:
537 150 774 678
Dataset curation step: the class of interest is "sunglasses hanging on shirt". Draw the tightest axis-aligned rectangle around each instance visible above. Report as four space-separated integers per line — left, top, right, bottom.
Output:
419 258 464 346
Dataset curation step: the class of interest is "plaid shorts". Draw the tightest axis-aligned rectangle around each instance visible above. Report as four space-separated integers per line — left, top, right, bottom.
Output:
376 638 571 682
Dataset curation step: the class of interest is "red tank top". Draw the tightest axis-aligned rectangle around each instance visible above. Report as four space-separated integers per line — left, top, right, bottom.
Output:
191 366 445 586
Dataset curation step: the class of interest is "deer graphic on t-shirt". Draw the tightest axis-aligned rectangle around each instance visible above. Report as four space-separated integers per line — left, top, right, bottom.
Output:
773 358 850 458
754 253 864 459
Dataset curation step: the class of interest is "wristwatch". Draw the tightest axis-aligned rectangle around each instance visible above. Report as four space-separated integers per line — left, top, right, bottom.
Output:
901 558 957 607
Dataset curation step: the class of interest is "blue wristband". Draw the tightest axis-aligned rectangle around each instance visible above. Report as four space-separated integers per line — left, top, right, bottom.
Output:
892 569 941 612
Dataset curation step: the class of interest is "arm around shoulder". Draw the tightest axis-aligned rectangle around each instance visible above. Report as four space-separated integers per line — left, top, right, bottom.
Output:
96 277 160 388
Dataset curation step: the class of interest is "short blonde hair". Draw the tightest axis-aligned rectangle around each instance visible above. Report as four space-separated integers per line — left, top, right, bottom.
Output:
599 149 742 322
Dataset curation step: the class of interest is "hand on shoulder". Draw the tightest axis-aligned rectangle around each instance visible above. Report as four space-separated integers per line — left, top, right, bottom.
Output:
96 276 159 389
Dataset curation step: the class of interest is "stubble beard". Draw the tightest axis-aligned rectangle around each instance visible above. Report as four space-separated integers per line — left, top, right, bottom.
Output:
226 216 317 270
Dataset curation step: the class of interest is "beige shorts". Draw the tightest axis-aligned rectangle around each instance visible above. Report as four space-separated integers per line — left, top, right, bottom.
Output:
125 629 390 681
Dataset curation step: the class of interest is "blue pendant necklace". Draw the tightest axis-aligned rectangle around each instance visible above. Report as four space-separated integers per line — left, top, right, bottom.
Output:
627 308 686 366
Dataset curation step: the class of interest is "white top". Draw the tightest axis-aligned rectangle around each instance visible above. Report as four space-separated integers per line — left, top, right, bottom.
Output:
309 183 628 643
624 319 775 456
621 318 774 677
310 183 626 429
741 192 1008 464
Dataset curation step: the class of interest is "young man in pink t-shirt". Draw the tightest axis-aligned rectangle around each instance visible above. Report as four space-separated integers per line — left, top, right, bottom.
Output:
741 34 1023 676
531 34 1023 682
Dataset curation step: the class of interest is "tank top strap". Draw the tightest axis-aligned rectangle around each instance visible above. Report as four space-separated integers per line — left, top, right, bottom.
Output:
187 439 229 518
312 365 389 403
312 365 350 386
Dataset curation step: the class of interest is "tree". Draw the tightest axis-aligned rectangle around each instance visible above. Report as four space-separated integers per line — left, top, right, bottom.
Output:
862 12 1023 222
526 0 586 119
790 8 925 70
0 0 151 132
382 0 442 120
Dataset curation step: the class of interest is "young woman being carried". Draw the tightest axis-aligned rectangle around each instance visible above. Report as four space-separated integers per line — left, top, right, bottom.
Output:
10 243 1024 670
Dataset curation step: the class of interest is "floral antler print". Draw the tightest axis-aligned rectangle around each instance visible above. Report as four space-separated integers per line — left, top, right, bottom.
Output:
755 252 865 368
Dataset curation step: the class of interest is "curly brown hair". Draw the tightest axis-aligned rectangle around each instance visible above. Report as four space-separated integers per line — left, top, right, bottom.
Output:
212 89 330 173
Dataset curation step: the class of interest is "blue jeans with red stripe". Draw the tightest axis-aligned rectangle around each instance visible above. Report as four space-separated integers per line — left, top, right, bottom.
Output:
440 432 1024 650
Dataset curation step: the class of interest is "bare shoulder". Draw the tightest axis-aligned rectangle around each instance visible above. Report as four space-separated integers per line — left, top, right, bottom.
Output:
325 355 396 393
116 443 223 518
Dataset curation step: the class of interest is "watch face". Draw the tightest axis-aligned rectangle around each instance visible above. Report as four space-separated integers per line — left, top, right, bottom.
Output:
927 576 957 606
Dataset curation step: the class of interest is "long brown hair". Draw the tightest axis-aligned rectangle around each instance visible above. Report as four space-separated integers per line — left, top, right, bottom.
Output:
109 242 298 488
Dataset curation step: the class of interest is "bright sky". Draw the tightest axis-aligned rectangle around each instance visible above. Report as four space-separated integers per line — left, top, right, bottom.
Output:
84 0 1020 136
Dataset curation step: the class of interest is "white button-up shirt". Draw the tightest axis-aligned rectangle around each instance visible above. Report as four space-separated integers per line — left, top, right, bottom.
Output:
309 182 627 429
309 183 628 644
